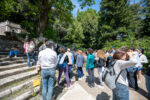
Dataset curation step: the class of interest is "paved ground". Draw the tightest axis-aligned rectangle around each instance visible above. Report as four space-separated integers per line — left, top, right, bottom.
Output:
59 82 95 100
29 67 149 100
59 68 149 100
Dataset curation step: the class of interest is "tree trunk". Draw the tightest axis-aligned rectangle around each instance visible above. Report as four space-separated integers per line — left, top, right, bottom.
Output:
37 0 55 38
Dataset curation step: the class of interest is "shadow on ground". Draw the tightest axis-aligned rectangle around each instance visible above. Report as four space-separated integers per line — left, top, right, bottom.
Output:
85 76 100 86
96 92 111 100
52 68 77 100
136 87 149 99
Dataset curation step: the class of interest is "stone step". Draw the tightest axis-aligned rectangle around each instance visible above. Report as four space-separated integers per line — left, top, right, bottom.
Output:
0 52 9 55
0 70 38 87
0 74 40 92
0 66 36 78
0 63 27 71
29 94 41 100
0 50 9 53
0 59 26 66
0 80 33 99
0 75 40 100
0 52 24 55
13 86 40 100
0 57 26 62
0 55 24 58
0 55 7 58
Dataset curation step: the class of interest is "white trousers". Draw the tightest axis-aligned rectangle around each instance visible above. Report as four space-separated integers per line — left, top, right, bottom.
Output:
98 67 104 85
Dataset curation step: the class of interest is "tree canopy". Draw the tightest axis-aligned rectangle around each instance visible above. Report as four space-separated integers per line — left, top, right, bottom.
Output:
0 0 150 54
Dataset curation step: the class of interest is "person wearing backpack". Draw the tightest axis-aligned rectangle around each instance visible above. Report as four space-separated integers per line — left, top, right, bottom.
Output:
137 48 148 83
57 47 70 88
76 50 85 80
108 51 137 100
86 48 95 87
24 38 36 67
95 50 107 89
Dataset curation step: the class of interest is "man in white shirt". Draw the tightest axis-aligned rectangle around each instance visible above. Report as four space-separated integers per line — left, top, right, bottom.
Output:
38 41 57 100
127 47 141 91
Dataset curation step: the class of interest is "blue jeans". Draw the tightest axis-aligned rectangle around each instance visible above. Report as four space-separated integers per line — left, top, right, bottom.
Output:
9 50 14 57
14 50 18 55
77 67 84 78
41 68 56 100
113 83 129 100
68 65 72 79
9 50 18 57
26 51 36 67
145 75 150 97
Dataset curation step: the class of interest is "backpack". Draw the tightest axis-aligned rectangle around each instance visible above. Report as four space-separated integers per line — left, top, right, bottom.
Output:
28 41 35 52
102 61 122 90
57 54 67 68
95 58 105 68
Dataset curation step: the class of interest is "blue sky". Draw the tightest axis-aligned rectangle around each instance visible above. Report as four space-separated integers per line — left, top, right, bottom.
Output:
71 0 101 17
71 0 141 17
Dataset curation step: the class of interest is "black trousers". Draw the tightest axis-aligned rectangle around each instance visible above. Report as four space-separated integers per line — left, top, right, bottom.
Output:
127 70 139 90
88 68 95 84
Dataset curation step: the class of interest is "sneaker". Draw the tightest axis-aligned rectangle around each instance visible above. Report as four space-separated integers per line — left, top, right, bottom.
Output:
129 87 134 90
82 76 85 79
98 85 104 89
100 82 104 86
14 55 17 58
88 84 92 88
58 85 64 88
91 83 95 87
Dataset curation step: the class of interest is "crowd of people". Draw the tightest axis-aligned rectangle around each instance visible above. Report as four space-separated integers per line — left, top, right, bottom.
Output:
20 38 149 100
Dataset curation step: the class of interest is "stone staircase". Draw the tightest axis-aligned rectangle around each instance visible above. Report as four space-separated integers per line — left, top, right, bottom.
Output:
0 36 77 100
0 51 40 100
0 51 76 100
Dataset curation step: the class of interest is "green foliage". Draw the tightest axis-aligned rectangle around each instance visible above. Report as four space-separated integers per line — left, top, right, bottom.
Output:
142 0 150 36
65 20 84 49
1 0 150 59
78 0 96 8
43 26 57 41
53 19 69 44
99 0 132 42
77 9 98 48
0 0 17 21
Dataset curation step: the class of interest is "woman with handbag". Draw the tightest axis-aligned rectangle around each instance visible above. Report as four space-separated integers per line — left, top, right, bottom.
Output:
95 50 107 88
